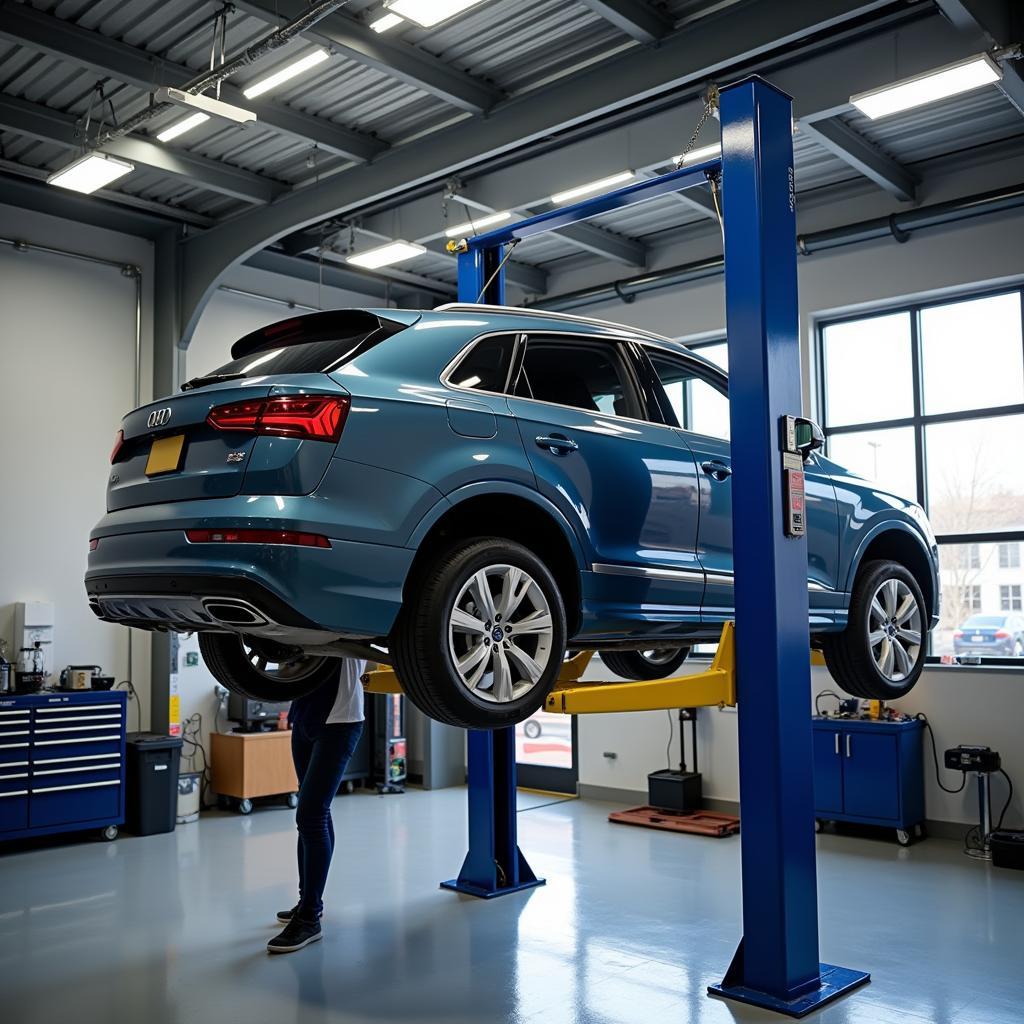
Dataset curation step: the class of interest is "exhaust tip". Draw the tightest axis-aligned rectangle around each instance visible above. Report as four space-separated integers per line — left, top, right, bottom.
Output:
202 600 267 627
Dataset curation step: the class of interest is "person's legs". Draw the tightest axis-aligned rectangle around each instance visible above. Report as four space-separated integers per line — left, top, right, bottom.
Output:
291 722 315 909
293 722 363 921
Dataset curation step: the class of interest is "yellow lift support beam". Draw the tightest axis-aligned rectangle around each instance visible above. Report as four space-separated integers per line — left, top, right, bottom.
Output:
364 620 825 711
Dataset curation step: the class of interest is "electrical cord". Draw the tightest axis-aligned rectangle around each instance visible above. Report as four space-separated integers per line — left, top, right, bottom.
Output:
814 689 843 716
180 712 214 811
665 709 674 770
117 678 142 732
995 768 1013 831
916 714 967 794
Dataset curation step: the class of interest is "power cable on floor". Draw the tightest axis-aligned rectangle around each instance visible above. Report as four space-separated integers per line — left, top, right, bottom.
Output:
916 714 967 794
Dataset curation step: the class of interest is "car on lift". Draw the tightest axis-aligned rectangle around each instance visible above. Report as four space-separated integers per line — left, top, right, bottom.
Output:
86 305 940 729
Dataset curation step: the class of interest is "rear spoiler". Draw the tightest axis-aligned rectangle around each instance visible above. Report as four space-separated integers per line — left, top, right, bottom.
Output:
230 310 411 360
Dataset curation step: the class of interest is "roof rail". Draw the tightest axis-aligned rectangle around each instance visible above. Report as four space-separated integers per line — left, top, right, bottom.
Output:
434 303 672 344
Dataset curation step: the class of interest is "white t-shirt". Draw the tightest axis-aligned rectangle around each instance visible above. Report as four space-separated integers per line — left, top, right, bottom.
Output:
326 659 366 724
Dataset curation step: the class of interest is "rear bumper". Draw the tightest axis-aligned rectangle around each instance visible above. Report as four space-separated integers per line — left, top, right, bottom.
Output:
86 529 413 639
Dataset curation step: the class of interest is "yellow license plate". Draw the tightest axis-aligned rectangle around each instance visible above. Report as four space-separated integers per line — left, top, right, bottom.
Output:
145 434 185 476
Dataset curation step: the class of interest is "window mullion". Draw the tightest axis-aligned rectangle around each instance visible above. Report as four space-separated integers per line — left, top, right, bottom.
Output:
910 305 927 511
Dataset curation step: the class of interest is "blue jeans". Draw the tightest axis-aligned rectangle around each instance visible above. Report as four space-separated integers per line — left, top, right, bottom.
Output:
291 718 363 921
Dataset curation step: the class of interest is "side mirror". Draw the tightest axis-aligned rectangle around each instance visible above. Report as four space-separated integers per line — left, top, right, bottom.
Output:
795 418 825 460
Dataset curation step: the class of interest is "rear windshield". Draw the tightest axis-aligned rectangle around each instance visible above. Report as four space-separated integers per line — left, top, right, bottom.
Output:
208 311 406 379
962 615 1006 627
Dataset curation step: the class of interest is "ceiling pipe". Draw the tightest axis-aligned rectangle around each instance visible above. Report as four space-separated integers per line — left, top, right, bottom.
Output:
91 0 352 148
531 182 1024 313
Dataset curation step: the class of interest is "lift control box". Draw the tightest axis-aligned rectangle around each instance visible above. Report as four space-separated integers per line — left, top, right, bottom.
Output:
779 416 806 537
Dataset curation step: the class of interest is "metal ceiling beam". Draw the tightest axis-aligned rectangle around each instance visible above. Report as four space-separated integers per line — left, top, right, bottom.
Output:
247 250 455 300
180 0 907 337
576 0 674 44
0 0 383 161
799 116 918 200
934 0 1024 115
539 220 647 266
233 0 500 114
0 94 284 204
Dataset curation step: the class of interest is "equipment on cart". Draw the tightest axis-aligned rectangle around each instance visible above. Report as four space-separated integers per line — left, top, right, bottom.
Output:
59 664 116 691
944 744 1006 860
227 693 290 731
373 693 406 794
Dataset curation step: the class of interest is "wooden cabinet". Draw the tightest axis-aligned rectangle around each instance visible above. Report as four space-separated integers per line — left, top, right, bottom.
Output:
211 730 298 801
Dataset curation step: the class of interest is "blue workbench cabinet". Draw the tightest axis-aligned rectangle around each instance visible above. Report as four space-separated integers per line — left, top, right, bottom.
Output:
0 690 127 843
812 717 924 845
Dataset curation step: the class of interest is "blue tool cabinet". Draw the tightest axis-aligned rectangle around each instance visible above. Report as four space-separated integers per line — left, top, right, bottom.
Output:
0 690 127 842
812 717 924 844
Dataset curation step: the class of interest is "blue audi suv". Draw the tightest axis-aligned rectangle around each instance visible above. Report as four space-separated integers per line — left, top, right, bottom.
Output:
86 306 939 728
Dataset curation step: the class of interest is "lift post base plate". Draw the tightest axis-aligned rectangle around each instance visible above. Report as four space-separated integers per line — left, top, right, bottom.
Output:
709 963 870 1018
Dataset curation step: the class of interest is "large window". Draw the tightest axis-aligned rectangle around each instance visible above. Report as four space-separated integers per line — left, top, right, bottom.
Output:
818 288 1024 665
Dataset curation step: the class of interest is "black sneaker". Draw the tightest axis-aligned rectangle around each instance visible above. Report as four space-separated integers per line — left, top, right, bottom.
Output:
267 917 322 954
276 904 323 923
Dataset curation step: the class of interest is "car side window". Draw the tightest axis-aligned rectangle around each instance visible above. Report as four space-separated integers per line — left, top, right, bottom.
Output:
646 349 731 441
513 337 641 418
447 335 516 393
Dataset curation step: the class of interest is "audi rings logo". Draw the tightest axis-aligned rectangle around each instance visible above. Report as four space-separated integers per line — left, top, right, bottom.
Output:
147 407 172 429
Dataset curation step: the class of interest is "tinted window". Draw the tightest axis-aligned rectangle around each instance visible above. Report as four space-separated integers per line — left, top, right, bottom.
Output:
201 311 404 381
515 339 637 417
447 335 515 392
648 350 730 440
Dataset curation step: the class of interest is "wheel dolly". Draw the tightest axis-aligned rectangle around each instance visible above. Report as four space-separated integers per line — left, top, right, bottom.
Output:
368 75 870 1017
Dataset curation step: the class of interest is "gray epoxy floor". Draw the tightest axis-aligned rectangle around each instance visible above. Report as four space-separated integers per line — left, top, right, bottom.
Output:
1 788 1021 1024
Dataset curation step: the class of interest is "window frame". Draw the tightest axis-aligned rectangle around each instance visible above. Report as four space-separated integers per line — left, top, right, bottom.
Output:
637 342 730 438
440 331 524 398
815 283 1024 669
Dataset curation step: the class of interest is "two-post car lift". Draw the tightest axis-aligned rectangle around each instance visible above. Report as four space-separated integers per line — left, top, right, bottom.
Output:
365 77 870 1018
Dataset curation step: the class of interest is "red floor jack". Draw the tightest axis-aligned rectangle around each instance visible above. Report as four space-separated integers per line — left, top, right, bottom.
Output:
610 707 740 837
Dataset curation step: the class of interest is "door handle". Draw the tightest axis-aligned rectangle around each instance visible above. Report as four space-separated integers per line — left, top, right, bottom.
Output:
701 460 732 481
536 434 578 456
846 734 852 758
834 733 840 755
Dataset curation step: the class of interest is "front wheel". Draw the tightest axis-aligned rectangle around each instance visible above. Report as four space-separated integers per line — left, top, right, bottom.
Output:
823 559 926 700
198 632 336 702
601 647 690 680
392 538 567 730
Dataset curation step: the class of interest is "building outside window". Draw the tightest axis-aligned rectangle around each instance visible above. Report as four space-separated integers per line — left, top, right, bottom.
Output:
818 288 1024 663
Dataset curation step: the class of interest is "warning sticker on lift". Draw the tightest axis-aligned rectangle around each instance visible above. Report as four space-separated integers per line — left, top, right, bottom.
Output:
783 453 805 538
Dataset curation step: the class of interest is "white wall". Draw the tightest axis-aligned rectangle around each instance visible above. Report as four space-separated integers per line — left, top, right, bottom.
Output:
570 182 1024 830
0 202 154 726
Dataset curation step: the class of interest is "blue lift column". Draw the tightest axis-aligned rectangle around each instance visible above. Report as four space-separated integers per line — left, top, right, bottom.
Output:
441 239 545 900
708 77 869 1015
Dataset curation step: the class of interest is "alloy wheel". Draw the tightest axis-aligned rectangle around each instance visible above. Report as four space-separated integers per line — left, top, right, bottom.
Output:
447 563 555 704
639 649 681 666
244 642 326 683
867 578 922 681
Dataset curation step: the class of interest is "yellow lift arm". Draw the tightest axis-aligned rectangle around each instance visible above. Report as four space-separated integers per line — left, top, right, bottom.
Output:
364 621 822 713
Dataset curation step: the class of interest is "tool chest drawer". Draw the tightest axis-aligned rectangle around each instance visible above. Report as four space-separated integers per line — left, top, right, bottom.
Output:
0 691 127 840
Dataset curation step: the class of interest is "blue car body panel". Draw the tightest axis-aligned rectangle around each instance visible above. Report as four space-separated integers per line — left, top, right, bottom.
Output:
86 307 939 646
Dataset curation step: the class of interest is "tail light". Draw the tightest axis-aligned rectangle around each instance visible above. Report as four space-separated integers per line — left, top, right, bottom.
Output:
186 528 330 548
110 429 125 463
207 395 349 442
994 629 1010 639
953 631 964 639
89 538 99 552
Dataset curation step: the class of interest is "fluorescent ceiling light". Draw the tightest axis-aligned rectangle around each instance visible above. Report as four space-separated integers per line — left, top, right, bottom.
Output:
550 171 635 205
370 12 404 32
47 152 134 194
155 87 256 125
243 48 330 99
156 111 210 142
671 142 721 164
444 211 512 237
850 54 1001 120
347 240 426 269
385 0 487 28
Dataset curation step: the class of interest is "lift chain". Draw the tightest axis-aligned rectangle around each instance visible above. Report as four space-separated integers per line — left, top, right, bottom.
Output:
673 84 720 169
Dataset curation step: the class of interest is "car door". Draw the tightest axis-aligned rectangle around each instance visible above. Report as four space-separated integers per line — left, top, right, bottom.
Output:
642 344 841 625
504 332 704 633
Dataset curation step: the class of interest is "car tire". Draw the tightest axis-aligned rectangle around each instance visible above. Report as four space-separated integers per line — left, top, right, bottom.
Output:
197 632 335 702
823 559 926 700
392 538 567 730
601 647 690 680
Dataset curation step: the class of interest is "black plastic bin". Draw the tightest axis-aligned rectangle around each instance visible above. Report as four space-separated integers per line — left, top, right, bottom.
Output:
125 733 183 836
